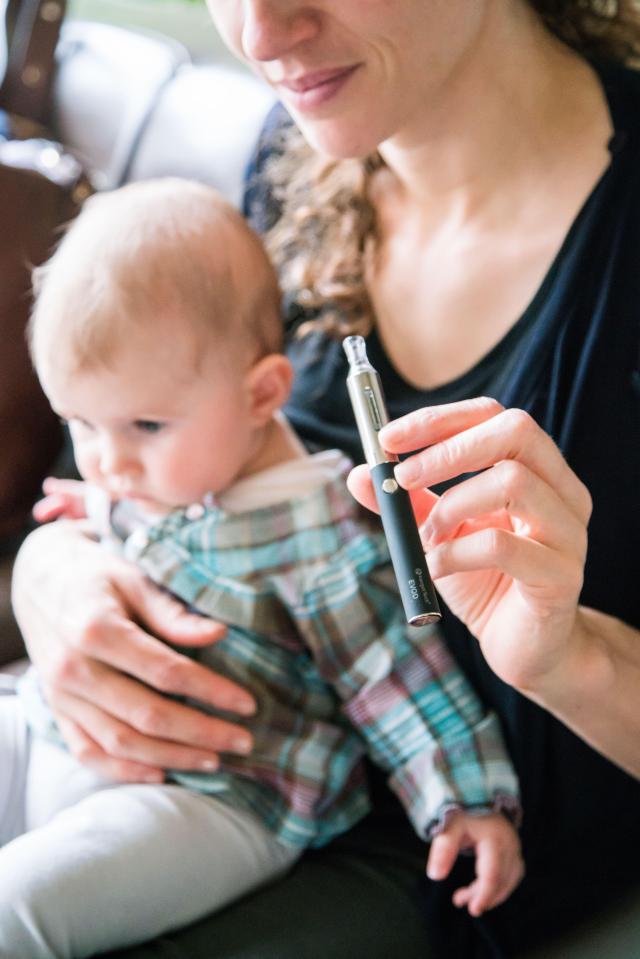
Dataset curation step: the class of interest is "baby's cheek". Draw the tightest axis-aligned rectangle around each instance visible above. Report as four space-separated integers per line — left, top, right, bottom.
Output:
72 448 95 483
160 458 204 503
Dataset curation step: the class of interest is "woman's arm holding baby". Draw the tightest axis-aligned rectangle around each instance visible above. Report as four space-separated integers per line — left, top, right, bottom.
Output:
11 519 256 782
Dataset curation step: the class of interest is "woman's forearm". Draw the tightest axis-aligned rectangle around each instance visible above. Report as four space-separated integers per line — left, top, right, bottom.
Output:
524 606 640 778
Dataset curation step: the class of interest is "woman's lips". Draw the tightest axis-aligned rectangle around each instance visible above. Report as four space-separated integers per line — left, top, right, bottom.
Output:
278 65 360 110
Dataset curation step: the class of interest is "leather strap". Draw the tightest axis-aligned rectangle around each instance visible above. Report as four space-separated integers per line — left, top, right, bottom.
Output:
0 0 66 122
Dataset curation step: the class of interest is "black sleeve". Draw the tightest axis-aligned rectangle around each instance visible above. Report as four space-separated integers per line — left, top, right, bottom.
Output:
242 101 293 235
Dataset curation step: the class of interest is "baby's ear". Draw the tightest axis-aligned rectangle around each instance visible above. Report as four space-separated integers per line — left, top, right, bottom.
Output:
245 354 293 426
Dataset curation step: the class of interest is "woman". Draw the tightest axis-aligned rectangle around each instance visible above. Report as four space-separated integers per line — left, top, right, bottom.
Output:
11 0 640 956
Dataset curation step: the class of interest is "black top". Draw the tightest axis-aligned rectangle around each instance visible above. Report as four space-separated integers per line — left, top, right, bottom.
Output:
244 59 640 956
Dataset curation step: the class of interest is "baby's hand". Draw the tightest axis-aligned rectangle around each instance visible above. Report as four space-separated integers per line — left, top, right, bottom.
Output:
32 477 88 523
426 811 524 916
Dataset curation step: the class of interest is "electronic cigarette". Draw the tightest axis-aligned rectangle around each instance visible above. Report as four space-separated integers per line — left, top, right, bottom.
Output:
343 335 441 626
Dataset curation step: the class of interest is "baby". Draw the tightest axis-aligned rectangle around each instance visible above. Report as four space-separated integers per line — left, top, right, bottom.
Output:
0 178 523 958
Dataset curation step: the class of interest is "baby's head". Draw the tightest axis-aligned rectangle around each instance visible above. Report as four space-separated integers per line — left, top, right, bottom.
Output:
30 178 292 510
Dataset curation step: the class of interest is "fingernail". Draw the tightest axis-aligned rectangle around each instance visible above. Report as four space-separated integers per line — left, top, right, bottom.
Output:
233 698 256 717
231 736 252 755
198 759 219 772
394 460 421 487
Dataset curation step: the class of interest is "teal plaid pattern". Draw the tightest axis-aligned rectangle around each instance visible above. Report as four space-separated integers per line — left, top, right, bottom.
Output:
19 457 519 848
119 457 519 848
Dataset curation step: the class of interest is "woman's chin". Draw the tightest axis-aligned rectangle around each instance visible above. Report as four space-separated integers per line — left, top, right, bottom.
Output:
294 115 382 160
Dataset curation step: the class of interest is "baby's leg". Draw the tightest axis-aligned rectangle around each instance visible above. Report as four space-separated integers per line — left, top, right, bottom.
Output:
25 726 115 828
0 783 299 959
0 689 30 844
0 677 110 845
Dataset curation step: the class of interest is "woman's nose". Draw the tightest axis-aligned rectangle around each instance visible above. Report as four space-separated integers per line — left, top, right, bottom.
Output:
241 0 319 62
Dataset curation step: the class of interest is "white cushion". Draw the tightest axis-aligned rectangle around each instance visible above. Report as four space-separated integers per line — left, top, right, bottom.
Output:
52 20 276 205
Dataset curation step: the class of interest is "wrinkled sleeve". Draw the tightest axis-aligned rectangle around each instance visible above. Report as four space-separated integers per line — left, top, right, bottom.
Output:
288 536 521 839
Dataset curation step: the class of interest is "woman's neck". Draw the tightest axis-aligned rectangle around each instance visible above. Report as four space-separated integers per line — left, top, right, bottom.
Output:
376 4 611 224
366 4 615 391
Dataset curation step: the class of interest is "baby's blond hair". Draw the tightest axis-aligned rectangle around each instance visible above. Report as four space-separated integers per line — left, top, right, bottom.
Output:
29 178 282 382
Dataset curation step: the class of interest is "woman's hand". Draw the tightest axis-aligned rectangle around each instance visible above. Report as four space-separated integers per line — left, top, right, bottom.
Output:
12 520 256 783
347 397 592 696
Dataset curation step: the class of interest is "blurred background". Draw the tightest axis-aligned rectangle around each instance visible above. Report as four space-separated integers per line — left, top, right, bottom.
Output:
68 0 235 63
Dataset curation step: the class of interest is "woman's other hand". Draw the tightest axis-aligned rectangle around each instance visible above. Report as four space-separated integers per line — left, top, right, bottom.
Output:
11 521 256 783
347 397 592 697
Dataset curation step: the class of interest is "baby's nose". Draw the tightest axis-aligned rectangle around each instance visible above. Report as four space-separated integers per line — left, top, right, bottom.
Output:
99 439 136 476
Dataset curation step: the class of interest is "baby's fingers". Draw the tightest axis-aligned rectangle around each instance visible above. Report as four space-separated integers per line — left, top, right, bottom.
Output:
490 852 526 910
33 493 86 523
426 831 461 881
452 883 476 910
464 839 524 916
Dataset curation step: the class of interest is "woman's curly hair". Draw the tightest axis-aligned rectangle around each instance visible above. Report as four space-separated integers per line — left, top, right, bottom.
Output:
264 0 640 339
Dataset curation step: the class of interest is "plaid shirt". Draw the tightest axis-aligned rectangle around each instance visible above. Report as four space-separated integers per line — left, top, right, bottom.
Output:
21 456 519 848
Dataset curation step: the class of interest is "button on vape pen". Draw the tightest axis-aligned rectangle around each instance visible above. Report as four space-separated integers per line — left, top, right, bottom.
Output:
382 478 398 494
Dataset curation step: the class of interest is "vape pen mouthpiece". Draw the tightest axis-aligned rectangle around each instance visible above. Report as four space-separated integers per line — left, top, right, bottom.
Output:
343 335 372 374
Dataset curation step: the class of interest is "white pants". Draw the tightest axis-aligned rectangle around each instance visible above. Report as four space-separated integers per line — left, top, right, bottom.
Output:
0 683 299 959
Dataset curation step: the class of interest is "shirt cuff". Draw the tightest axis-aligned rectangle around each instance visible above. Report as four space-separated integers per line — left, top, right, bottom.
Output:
388 711 521 840
427 791 522 840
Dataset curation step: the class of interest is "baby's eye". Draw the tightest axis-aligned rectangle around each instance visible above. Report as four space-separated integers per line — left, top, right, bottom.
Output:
133 420 165 434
